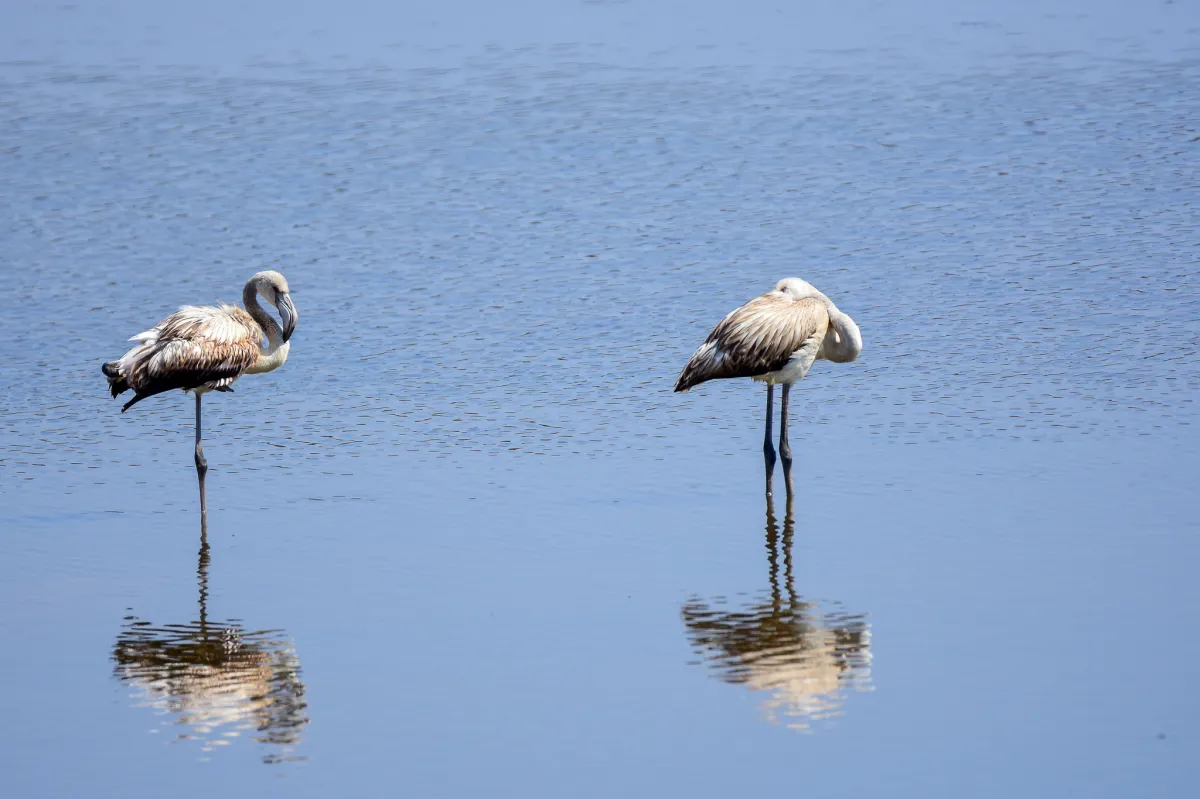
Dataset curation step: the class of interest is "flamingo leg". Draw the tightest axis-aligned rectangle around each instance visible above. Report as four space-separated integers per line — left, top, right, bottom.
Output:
779 383 793 467
782 452 795 501
194 393 208 519
764 383 777 486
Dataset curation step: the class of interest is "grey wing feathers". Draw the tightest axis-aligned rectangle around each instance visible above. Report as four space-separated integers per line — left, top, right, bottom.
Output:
117 338 261 411
104 305 263 411
674 294 829 391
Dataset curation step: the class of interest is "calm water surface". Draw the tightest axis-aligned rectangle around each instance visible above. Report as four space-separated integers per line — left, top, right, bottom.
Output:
1 1 1198 796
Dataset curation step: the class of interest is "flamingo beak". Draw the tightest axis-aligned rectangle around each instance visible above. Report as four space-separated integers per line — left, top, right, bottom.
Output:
277 292 298 342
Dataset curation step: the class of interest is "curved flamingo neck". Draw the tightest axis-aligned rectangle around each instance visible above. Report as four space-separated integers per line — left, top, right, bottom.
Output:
243 280 283 348
823 308 862 363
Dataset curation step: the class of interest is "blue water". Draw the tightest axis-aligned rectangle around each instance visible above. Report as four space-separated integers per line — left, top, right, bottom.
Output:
1 1 1198 796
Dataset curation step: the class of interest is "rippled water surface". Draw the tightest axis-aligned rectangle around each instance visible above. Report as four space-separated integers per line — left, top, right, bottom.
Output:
2 1 1198 796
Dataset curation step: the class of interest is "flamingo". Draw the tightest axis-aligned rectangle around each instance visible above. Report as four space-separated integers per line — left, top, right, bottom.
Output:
102 271 298 516
674 277 862 470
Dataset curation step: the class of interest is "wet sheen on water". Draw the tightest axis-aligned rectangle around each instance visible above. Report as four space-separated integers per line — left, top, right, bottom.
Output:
0 1 1198 796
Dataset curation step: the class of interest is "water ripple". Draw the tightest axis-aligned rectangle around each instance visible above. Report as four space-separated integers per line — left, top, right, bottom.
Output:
1 49 1197 494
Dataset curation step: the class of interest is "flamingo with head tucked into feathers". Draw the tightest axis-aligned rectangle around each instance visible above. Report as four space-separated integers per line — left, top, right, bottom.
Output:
674 277 862 473
102 271 298 517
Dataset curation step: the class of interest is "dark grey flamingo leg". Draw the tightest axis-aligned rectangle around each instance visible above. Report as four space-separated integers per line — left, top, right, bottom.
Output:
779 383 793 467
764 383 777 489
781 451 795 501
195 393 208 519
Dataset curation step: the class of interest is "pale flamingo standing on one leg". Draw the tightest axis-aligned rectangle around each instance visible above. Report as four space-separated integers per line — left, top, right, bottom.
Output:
102 271 298 518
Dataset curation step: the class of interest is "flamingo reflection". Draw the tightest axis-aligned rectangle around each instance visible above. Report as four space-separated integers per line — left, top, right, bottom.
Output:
111 517 309 763
681 464 873 730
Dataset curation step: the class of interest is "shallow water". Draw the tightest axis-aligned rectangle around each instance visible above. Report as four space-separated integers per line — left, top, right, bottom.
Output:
1 1 1198 796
